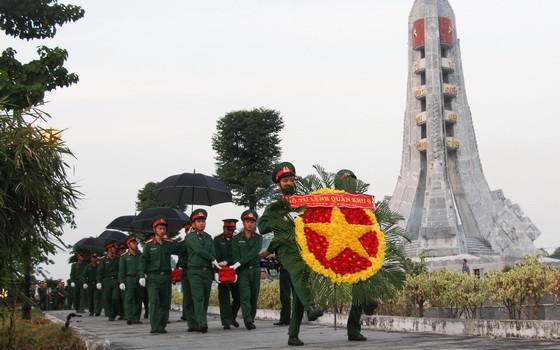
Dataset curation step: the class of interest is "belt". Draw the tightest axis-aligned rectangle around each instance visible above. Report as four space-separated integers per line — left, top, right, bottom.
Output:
148 271 170 276
189 266 212 271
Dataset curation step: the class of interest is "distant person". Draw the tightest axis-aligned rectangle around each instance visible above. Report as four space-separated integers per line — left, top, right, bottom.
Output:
69 251 86 313
83 252 102 316
97 241 121 321
461 259 470 274
119 236 144 325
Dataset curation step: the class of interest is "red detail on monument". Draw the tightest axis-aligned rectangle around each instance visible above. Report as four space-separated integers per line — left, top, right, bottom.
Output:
439 17 453 48
412 18 425 50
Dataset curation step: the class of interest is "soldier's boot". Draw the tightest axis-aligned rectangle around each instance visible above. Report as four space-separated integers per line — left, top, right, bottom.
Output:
288 337 304 346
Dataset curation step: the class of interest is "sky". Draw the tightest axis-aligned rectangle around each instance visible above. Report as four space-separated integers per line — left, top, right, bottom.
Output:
4 0 559 280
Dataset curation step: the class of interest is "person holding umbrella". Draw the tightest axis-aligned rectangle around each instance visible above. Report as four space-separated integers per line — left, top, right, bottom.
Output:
184 209 222 333
82 252 102 316
213 218 241 329
119 236 144 325
97 242 121 321
69 252 87 313
231 210 263 330
138 218 182 334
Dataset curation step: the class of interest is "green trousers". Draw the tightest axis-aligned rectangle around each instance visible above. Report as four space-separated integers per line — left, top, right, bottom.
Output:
347 303 363 336
102 277 120 320
86 285 102 314
217 280 240 326
278 266 293 323
124 277 143 322
238 267 260 322
181 269 196 327
146 274 172 332
187 269 212 327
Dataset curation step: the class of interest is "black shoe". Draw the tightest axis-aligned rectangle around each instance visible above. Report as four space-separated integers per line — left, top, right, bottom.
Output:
144 314 149 319
288 336 304 346
232 320 239 328
223 325 231 330
89 313 94 316
245 321 256 330
306 305 324 322
180 316 187 321
150 329 160 334
108 318 115 321
160 329 167 334
348 333 367 341
197 325 208 333
363 302 379 316
273 321 289 326
187 327 197 332
94 312 101 316
127 319 132 325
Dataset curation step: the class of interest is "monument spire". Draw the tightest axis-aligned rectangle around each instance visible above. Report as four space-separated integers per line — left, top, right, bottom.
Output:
388 0 540 258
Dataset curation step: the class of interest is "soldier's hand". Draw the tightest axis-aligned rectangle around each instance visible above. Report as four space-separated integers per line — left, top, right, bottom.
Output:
287 211 300 220
212 260 222 270
139 278 146 287
218 260 228 266
71 282 75 288
119 283 126 291
234 274 238 283
96 283 102 290
83 283 88 289
231 262 241 270
214 273 221 284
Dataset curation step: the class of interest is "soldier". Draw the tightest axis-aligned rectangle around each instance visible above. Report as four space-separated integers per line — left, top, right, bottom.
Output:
213 218 241 329
231 210 262 330
83 252 102 316
177 221 192 323
258 162 324 346
184 209 221 333
69 251 87 313
52 280 66 310
138 218 182 334
119 236 144 325
97 241 121 321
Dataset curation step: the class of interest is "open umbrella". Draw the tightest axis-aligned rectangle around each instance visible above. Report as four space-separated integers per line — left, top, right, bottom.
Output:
130 207 189 233
73 237 104 252
97 229 128 245
152 172 232 206
106 215 136 231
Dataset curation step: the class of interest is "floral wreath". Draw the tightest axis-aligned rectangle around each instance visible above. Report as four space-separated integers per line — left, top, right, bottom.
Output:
294 188 386 284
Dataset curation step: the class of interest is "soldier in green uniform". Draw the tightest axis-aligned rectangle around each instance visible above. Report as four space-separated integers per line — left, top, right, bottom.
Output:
69 251 87 313
334 169 378 342
83 252 102 316
52 280 66 310
213 218 241 329
177 221 193 323
138 218 182 334
231 210 262 330
258 162 324 346
119 236 144 325
184 209 222 333
97 242 121 321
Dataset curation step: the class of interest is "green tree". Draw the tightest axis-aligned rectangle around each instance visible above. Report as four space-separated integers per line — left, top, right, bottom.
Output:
0 0 84 111
549 247 560 259
212 108 284 210
135 182 186 212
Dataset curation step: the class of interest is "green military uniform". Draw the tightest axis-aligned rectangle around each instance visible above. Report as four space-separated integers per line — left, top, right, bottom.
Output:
119 243 144 324
176 241 195 326
69 255 87 312
52 284 66 310
232 210 262 328
213 219 241 329
257 161 323 346
185 209 218 333
83 255 102 316
97 247 121 321
138 233 181 333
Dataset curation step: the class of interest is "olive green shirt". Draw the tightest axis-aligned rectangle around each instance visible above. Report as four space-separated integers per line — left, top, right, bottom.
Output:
118 251 143 283
213 233 235 265
138 238 181 276
70 262 86 283
232 232 263 268
185 231 216 268
97 255 120 280
82 263 98 285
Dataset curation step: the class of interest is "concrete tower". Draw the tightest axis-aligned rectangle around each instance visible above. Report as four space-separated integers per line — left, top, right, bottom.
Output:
387 0 540 259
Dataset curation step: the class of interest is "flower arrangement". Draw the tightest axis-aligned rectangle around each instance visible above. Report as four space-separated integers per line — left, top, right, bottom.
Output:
294 188 386 283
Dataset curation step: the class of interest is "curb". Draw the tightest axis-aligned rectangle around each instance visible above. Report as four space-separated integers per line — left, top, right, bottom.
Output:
44 313 111 350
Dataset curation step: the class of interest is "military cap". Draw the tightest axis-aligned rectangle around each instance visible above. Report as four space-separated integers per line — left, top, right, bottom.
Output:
191 208 208 221
125 236 137 246
152 218 167 228
241 209 258 221
336 169 356 180
90 252 99 258
334 169 357 191
76 251 84 257
222 218 238 230
183 220 192 230
272 161 296 183
118 244 126 251
105 241 116 250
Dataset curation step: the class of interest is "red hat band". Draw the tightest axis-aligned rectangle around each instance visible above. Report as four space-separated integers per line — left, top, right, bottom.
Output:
275 166 295 182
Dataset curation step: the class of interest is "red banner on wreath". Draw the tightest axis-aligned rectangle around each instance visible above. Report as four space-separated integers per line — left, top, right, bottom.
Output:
285 193 376 210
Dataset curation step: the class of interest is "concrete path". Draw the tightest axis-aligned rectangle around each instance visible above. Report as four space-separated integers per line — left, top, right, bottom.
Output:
46 310 560 349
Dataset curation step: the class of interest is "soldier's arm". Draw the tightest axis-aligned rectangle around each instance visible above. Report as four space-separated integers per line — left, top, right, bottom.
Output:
186 234 216 262
118 256 125 283
138 245 149 277
257 205 272 234
213 237 223 262
96 261 104 281
231 237 240 264
239 235 263 266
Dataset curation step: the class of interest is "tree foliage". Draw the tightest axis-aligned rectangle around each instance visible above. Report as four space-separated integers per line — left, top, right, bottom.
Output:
0 0 84 110
549 247 560 259
135 181 186 212
212 108 283 210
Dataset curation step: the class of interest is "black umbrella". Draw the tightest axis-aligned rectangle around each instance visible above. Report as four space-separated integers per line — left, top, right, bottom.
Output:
152 172 232 206
73 237 104 252
130 207 189 233
97 229 128 245
106 215 136 231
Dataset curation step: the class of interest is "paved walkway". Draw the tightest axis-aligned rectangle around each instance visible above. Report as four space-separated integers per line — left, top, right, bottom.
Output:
46 310 560 349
